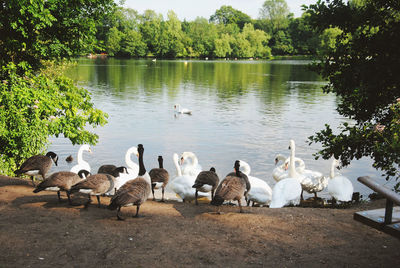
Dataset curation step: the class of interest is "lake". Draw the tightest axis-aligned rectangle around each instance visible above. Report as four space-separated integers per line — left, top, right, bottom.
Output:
49 58 387 199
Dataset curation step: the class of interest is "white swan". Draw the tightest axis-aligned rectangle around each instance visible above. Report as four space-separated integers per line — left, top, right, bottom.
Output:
270 140 303 208
168 153 208 202
174 104 192 115
238 160 272 207
298 166 329 199
70 144 92 173
272 154 304 182
125 146 139 176
327 158 354 202
180 151 202 177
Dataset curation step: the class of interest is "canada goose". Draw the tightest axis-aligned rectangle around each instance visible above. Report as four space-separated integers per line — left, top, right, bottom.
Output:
70 173 116 208
211 160 249 213
33 170 89 205
70 144 92 173
149 156 169 202
14 151 58 186
98 164 117 175
108 144 151 220
98 165 128 178
192 167 219 205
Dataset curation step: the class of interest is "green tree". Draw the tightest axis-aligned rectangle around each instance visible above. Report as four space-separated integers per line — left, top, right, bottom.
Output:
0 0 116 71
106 27 124 56
157 11 185 58
184 18 218 58
0 0 112 175
306 0 400 188
210 5 252 29
259 0 290 31
214 34 234 58
139 10 163 56
120 29 147 57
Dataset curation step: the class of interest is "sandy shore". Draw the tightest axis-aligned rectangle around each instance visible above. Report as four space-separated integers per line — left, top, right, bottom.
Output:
0 175 399 267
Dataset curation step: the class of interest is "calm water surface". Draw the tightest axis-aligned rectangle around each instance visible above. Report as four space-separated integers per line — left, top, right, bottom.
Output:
49 58 386 198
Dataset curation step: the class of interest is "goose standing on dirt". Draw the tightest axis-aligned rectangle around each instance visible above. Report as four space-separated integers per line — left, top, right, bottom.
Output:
270 140 303 208
149 156 169 202
174 104 192 115
238 160 272 207
70 144 92 173
192 167 219 205
33 170 90 205
108 144 152 220
70 173 116 208
14 151 58 186
180 151 202 177
169 153 208 202
327 158 354 203
211 160 250 213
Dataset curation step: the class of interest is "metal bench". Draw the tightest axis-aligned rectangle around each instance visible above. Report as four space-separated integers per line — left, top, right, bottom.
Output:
354 176 400 238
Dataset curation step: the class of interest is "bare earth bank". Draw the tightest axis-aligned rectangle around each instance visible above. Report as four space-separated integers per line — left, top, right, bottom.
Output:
0 175 399 267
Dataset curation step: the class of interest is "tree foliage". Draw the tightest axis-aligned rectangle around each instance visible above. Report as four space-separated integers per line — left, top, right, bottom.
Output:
306 0 400 188
0 0 113 175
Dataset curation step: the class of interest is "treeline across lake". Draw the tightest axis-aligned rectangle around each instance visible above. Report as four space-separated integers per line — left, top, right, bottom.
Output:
95 1 333 59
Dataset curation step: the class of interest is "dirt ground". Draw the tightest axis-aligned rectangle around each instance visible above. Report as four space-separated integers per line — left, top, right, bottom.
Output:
1 175 400 267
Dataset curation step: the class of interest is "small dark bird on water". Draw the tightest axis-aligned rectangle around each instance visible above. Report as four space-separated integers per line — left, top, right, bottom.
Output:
66 155 73 163
211 160 249 213
149 155 169 202
192 167 219 205
108 144 151 220
14 152 58 186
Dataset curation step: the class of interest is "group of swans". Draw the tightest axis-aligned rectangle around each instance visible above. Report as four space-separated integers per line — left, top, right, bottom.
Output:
270 140 353 208
67 141 353 209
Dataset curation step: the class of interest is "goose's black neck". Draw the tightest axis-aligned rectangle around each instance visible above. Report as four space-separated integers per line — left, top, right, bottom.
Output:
234 160 241 177
138 144 146 176
158 156 164 169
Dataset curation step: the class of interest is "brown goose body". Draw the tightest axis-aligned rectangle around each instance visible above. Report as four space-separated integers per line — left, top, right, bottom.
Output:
192 168 219 205
33 171 86 204
149 156 169 201
110 177 151 209
211 161 248 213
70 173 116 208
108 144 151 220
14 152 58 185
98 164 117 175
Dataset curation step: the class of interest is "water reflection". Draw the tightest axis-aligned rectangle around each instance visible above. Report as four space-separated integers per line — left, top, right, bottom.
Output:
50 58 387 198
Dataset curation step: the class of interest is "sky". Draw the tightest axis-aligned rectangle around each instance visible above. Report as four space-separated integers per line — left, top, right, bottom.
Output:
122 0 317 21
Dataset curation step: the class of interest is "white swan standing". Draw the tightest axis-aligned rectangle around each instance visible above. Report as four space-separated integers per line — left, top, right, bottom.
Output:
327 158 354 202
168 153 208 202
70 144 92 173
238 160 272 207
180 152 202 177
270 140 303 208
174 104 192 115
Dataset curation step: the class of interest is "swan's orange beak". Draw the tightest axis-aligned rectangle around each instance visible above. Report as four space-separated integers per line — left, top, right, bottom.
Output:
284 162 289 170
